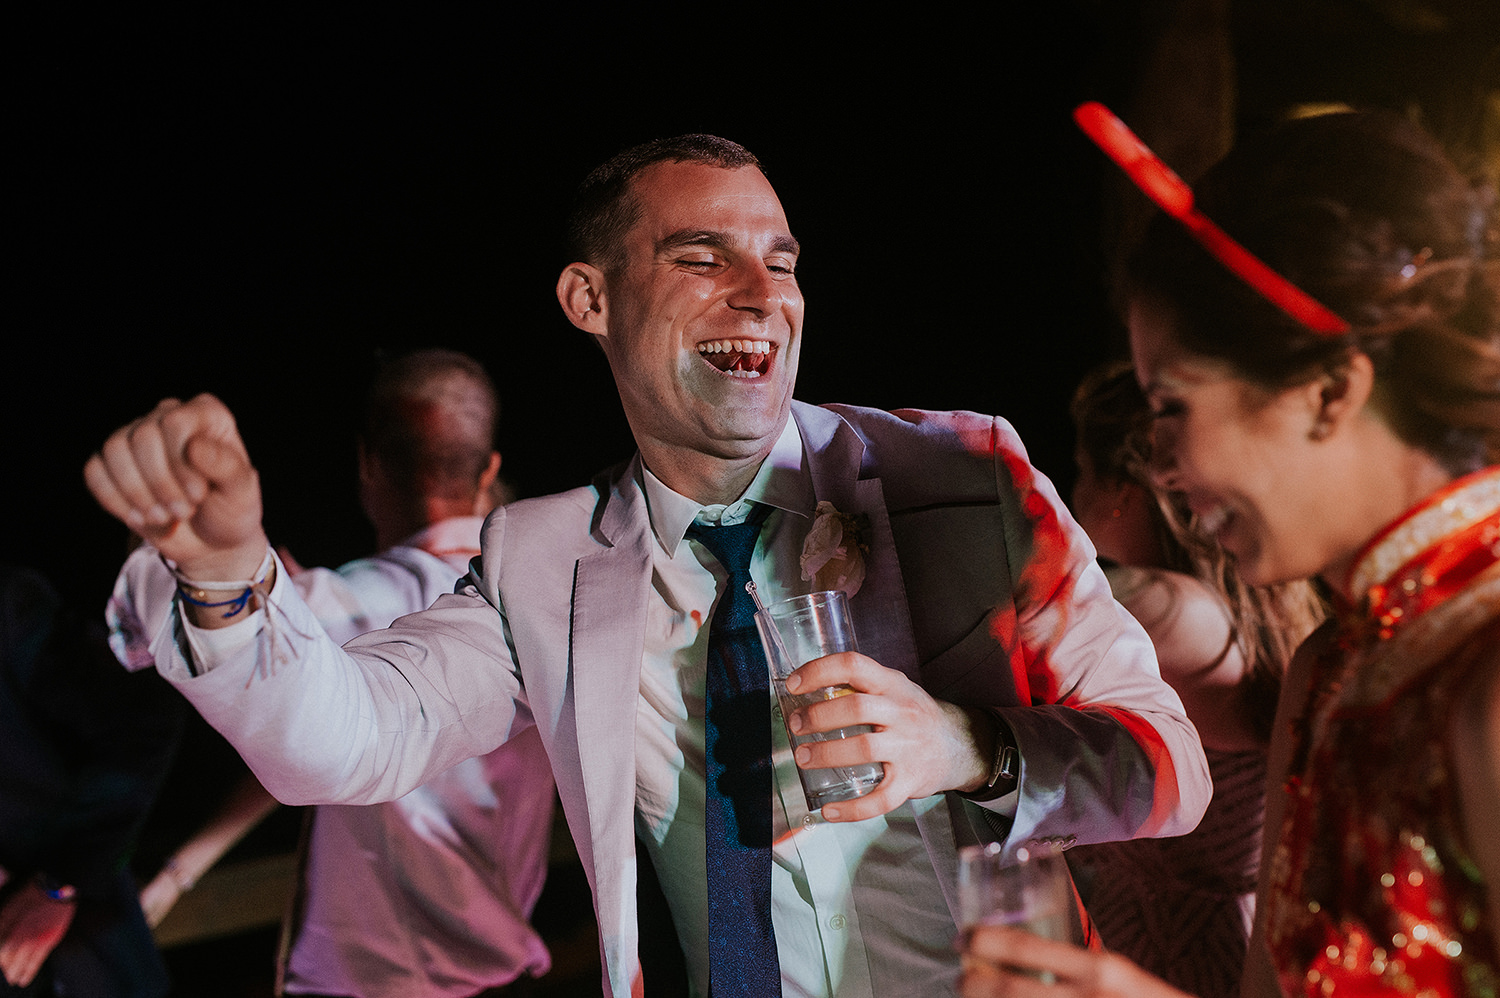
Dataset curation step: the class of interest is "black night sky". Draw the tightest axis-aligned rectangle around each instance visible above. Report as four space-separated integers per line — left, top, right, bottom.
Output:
10 7 1496 609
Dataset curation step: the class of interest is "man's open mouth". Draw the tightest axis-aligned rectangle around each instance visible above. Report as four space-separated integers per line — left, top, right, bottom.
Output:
698 338 774 379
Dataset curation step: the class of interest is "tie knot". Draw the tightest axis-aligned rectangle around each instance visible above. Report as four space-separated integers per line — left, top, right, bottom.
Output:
687 504 771 577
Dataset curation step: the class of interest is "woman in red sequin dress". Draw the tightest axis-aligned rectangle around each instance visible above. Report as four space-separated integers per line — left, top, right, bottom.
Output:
961 111 1500 996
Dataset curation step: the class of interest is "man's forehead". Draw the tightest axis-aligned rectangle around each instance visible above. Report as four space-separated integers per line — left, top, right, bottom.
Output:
628 161 791 234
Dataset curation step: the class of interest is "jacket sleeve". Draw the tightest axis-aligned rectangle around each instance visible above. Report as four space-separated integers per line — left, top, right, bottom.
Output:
143 548 532 808
984 415 1211 846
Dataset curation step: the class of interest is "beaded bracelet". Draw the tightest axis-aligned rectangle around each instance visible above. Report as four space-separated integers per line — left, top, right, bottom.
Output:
170 548 276 619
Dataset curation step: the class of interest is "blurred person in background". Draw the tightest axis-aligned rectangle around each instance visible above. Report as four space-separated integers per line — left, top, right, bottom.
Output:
1 564 182 998
114 349 556 998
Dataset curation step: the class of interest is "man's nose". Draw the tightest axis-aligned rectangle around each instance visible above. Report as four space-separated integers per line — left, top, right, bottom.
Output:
725 260 782 315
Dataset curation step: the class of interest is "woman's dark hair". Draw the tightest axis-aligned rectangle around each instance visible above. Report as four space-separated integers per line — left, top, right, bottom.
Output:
1127 110 1500 476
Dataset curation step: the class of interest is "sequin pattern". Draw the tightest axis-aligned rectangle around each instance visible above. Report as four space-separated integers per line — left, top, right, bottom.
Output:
1266 467 1500 997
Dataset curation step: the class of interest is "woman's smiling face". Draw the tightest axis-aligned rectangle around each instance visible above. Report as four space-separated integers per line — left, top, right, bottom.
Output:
1128 297 1339 587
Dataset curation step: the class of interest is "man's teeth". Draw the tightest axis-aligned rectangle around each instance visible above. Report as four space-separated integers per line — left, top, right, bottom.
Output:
698 339 771 355
698 339 773 378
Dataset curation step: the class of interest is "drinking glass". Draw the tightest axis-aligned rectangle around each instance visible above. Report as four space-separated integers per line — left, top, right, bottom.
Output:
753 589 885 810
956 841 1078 982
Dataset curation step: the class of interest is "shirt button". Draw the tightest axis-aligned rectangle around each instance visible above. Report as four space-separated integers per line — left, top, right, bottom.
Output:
828 914 847 931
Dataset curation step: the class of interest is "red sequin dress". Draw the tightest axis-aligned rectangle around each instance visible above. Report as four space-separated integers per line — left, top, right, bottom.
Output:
1265 467 1500 997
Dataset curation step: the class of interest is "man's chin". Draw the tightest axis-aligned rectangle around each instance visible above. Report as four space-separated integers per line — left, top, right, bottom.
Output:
698 409 792 458
705 425 786 458
622 384 793 465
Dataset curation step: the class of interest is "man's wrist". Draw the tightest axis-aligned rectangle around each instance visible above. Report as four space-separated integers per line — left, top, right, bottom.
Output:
957 709 1020 802
171 537 273 587
171 543 276 629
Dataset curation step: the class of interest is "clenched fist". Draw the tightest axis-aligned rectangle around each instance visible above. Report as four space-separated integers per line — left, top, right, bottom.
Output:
84 394 269 593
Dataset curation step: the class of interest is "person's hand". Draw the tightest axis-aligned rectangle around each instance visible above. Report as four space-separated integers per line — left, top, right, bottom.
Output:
84 394 268 583
784 651 990 822
957 925 1193 998
0 882 77 988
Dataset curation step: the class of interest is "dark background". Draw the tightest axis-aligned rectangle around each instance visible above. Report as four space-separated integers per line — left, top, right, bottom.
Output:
8 4 1497 617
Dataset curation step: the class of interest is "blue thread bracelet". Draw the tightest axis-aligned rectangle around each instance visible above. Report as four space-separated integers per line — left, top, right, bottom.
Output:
177 587 258 616
170 549 275 619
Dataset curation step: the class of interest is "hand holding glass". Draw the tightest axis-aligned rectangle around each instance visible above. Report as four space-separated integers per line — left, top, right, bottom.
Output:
957 841 1078 983
753 589 885 810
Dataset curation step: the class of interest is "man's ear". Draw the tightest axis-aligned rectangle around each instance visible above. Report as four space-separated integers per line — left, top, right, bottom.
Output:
1309 351 1375 441
477 451 500 492
557 263 608 336
472 451 501 516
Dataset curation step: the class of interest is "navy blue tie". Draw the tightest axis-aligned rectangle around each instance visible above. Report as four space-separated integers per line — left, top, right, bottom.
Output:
687 504 782 997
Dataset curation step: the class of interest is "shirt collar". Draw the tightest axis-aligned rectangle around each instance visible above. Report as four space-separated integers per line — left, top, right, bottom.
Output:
640 415 815 556
399 515 486 560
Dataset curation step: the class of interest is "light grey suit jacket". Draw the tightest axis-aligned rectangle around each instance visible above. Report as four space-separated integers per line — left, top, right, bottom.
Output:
155 401 1209 998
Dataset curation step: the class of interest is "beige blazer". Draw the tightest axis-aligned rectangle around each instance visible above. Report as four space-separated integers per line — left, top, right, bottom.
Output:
157 401 1209 997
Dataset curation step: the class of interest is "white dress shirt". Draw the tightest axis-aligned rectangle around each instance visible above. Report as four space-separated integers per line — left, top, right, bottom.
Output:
634 418 963 997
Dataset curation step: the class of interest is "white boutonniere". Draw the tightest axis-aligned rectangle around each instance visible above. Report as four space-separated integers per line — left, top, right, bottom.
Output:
799 501 870 597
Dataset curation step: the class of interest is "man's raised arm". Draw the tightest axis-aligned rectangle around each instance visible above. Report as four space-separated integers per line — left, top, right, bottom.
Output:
84 394 274 628
85 394 526 808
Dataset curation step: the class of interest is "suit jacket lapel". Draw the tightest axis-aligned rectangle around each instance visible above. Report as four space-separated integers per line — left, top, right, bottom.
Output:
793 403 921 681
562 410 928 986
793 405 973 911
569 457 655 977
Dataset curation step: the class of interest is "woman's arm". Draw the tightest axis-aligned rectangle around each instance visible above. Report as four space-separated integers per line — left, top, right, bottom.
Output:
138 773 281 928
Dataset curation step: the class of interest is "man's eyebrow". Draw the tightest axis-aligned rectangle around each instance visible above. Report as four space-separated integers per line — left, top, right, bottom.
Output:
656 229 801 256
657 230 725 253
770 234 801 256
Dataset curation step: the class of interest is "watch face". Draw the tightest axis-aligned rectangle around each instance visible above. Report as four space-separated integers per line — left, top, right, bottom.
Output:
997 744 1018 783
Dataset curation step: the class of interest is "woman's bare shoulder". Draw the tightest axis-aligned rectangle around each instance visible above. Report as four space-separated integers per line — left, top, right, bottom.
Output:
1107 564 1264 751
1106 564 1241 685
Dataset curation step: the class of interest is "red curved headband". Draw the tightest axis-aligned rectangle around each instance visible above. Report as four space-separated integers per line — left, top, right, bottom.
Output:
1073 101 1350 336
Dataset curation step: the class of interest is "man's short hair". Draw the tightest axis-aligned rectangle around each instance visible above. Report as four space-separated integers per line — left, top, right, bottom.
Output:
364 348 499 503
567 134 764 276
